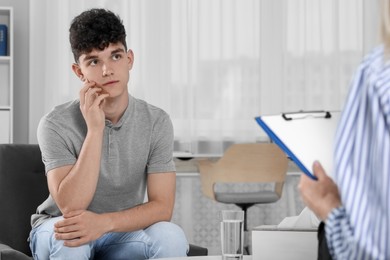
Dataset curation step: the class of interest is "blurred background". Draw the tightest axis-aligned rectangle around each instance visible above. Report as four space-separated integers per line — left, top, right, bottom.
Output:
0 0 379 155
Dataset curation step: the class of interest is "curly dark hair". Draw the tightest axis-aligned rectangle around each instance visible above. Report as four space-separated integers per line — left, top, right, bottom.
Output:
69 8 127 62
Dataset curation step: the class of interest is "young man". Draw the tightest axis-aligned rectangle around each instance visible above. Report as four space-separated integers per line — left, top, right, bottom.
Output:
29 8 188 259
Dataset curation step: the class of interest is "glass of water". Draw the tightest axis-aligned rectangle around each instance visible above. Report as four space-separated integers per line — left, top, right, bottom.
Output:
220 210 244 260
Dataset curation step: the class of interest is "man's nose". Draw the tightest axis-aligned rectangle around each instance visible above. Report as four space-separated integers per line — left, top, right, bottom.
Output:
102 64 114 76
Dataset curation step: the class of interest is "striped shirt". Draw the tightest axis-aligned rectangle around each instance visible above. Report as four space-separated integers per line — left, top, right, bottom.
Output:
325 46 390 259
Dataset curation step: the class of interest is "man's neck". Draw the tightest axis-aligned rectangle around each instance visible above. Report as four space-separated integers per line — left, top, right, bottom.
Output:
103 93 129 125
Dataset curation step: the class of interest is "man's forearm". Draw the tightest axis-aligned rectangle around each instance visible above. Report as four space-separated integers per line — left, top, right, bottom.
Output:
102 172 177 233
54 130 104 214
103 200 173 233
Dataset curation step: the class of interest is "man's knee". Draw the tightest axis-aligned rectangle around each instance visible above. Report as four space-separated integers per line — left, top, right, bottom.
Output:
30 218 92 260
146 222 189 257
50 240 92 259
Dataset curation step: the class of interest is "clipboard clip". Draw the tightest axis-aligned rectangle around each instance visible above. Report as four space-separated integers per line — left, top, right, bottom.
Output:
282 110 332 121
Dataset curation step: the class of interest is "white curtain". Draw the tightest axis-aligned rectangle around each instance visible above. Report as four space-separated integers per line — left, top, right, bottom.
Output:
29 0 377 155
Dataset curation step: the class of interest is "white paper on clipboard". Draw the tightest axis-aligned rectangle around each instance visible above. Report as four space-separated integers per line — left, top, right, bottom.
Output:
255 111 340 180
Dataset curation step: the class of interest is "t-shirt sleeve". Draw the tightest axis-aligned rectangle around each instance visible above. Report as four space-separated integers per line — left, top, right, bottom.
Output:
146 112 176 173
37 117 77 174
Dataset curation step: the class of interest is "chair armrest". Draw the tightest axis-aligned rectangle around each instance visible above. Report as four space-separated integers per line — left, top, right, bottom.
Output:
0 244 32 260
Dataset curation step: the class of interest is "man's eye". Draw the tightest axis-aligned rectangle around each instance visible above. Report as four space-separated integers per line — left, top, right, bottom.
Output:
89 60 98 66
113 54 122 61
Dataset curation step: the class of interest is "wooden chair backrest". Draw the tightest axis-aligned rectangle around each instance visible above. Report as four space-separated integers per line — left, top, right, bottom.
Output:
198 143 289 200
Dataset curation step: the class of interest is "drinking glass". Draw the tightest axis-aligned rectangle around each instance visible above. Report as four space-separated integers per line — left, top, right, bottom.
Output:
220 210 244 260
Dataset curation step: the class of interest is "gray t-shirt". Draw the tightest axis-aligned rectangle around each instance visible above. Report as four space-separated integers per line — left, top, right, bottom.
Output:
31 94 176 228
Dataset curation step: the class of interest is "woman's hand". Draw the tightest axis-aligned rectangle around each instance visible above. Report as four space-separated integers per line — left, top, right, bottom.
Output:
298 161 342 220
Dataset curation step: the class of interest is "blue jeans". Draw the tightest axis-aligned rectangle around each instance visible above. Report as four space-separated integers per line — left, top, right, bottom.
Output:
29 217 189 260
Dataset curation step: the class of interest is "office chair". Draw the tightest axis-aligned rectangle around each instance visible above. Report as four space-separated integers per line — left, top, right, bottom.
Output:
197 143 289 253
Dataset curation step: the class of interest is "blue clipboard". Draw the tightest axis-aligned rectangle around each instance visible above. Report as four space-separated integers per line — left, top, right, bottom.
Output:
255 111 340 180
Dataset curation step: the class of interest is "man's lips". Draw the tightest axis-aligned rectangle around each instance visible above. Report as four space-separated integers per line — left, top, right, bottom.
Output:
102 80 119 86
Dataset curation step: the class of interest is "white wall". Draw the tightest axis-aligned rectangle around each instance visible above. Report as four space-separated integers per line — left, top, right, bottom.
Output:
364 0 380 53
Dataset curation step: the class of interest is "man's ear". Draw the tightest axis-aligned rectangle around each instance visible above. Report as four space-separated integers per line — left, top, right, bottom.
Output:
127 49 134 70
72 63 85 81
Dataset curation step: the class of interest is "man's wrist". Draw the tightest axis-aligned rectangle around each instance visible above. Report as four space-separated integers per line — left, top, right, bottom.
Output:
101 212 116 233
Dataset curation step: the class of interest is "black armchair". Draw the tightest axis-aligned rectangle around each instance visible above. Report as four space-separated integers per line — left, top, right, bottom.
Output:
0 144 206 259
0 144 47 260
